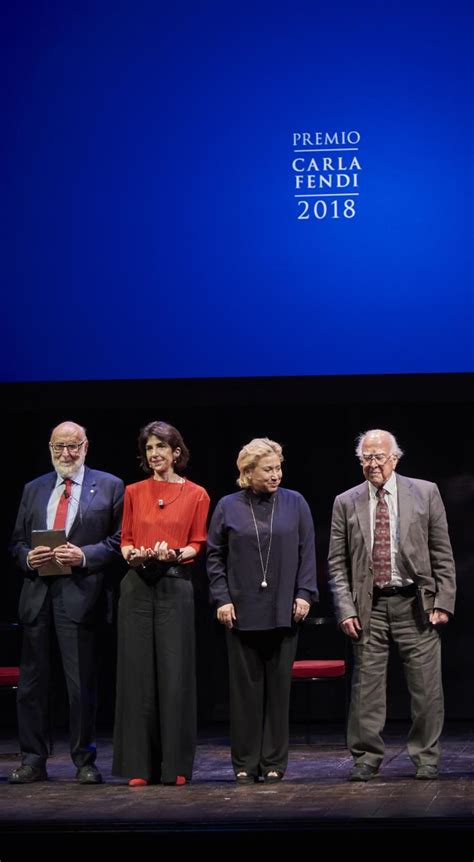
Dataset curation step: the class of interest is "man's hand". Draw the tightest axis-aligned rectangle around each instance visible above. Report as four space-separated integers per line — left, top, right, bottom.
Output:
27 545 54 569
429 609 450 626
340 616 362 639
54 542 84 567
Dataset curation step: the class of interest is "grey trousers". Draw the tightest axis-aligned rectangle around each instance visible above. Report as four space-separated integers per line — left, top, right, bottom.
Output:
348 593 444 768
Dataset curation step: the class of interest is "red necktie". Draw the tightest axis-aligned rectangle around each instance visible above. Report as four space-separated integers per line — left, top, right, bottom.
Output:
372 487 391 587
53 479 72 530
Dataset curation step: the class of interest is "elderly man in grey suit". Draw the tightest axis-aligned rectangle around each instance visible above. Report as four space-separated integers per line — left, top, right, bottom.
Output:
328 429 456 782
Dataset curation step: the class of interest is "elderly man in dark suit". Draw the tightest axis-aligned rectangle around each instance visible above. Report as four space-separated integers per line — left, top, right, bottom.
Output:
9 421 124 784
328 429 456 782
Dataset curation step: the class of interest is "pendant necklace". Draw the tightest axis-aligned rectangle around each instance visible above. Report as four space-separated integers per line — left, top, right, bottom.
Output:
155 478 185 510
248 493 276 589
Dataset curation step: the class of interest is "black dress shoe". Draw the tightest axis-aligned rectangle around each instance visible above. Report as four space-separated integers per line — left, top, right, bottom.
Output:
76 764 102 784
349 763 379 782
8 764 48 784
415 764 439 780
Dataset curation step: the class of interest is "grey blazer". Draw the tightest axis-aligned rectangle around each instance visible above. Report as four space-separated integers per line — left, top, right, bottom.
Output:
328 473 456 642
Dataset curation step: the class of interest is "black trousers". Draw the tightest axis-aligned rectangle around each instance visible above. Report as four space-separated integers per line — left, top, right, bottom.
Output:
112 568 196 783
17 581 98 768
225 627 298 778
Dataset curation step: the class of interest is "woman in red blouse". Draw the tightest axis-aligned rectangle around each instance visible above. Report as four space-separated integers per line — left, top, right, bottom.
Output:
112 421 210 786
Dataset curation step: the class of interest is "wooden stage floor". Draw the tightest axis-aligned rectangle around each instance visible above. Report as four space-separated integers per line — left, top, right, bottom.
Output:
1 723 473 856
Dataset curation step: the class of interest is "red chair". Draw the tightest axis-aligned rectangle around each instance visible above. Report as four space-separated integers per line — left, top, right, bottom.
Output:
291 617 349 743
0 667 20 688
0 625 54 757
0 664 20 757
0 624 21 705
0 622 21 754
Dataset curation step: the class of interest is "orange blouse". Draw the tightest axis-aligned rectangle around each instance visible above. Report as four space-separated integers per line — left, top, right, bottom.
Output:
121 477 210 555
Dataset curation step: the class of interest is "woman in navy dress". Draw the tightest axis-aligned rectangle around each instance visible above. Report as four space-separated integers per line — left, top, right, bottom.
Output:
207 437 318 784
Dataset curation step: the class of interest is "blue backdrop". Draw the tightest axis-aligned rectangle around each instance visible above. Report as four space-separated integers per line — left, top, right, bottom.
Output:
2 0 473 381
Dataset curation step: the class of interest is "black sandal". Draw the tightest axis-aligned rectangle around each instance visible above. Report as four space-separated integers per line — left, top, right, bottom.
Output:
264 770 283 783
235 771 256 785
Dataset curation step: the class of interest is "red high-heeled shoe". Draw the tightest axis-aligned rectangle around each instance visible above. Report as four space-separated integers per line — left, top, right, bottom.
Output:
128 778 149 787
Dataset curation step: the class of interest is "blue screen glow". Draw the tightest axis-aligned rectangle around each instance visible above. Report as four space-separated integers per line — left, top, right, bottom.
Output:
1 0 473 381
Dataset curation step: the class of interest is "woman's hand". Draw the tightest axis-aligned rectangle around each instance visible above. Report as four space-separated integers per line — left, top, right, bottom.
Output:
152 541 177 561
293 598 310 622
123 546 148 567
217 603 236 629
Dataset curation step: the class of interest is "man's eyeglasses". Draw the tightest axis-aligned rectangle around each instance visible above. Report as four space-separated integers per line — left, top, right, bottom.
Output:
359 453 392 466
50 440 86 456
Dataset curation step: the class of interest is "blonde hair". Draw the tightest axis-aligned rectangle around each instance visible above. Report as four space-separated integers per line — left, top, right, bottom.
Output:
236 438 283 488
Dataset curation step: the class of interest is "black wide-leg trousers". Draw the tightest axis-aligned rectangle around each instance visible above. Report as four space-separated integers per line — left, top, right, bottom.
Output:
225 627 298 778
113 569 196 783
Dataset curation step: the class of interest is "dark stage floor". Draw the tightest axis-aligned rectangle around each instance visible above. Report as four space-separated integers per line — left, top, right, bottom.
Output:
1 723 473 856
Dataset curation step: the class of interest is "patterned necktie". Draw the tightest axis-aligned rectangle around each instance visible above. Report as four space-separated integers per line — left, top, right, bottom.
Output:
372 487 391 587
53 479 72 530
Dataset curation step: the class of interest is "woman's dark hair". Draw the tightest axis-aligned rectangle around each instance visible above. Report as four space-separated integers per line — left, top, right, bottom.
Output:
137 421 190 475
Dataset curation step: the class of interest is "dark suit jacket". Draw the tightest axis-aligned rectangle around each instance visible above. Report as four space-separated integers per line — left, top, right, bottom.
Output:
10 466 124 624
328 473 456 642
